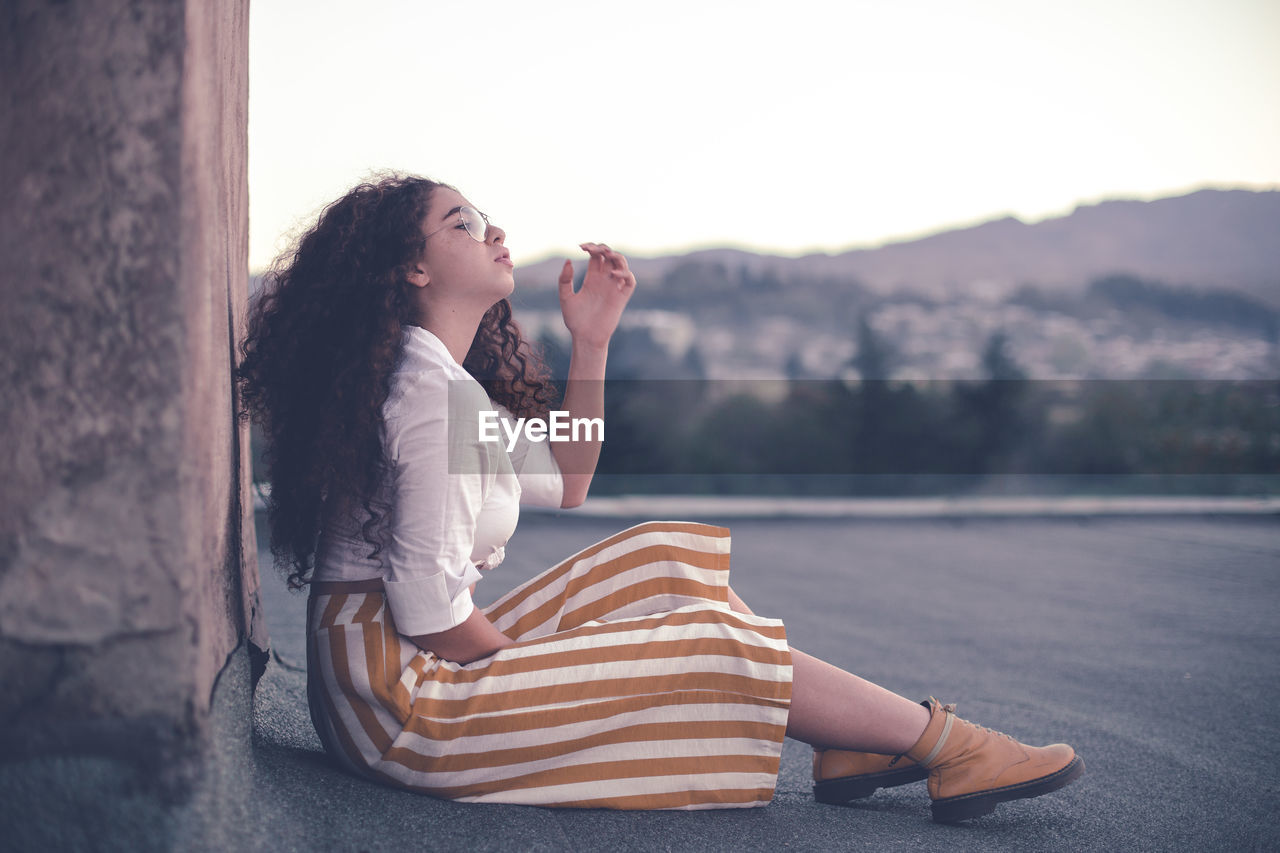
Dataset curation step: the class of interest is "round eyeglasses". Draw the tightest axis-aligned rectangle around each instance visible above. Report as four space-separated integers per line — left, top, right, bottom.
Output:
423 206 491 243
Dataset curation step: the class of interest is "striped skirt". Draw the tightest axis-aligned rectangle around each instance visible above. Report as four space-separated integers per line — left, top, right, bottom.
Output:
306 520 793 810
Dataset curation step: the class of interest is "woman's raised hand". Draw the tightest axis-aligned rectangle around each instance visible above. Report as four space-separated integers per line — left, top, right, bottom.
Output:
558 242 636 350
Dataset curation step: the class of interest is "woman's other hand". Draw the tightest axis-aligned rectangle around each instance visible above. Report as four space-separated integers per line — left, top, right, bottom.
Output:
410 607 515 666
558 243 636 350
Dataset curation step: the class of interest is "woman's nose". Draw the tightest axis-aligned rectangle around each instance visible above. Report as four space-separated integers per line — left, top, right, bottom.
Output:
487 222 506 245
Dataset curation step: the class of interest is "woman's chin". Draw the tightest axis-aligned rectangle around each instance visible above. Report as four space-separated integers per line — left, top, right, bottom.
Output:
486 286 515 309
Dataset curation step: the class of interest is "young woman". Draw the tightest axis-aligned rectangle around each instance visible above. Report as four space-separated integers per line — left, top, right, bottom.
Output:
236 173 1083 820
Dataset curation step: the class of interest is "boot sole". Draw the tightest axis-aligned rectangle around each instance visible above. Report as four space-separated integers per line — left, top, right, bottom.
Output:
813 765 931 804
931 755 1085 823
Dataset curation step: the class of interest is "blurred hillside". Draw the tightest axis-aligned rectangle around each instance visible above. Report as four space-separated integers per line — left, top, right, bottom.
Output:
515 188 1280 305
505 188 1279 381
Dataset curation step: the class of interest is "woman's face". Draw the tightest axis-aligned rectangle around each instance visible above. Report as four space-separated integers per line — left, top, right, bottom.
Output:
412 186 514 308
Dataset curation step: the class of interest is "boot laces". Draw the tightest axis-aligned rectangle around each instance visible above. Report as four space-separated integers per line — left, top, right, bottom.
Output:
967 719 1017 743
940 701 1014 742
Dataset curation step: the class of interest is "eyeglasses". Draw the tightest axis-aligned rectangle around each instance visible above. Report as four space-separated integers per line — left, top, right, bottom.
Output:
423 206 491 243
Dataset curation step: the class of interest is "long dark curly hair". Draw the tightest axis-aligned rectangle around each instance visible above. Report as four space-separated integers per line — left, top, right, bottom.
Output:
236 173 554 589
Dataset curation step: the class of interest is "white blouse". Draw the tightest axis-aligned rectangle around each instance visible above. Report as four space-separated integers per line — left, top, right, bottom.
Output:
314 326 564 636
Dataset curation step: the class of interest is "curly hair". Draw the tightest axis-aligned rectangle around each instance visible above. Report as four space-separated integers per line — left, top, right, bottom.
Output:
236 173 554 589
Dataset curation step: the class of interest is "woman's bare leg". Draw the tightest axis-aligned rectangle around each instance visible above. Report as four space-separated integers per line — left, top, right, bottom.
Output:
785 648 930 752
727 585 929 753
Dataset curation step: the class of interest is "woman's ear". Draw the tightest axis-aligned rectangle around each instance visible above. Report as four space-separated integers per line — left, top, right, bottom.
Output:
406 263 430 288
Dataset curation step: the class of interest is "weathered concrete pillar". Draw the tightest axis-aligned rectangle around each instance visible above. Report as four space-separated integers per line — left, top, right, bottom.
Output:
0 0 265 847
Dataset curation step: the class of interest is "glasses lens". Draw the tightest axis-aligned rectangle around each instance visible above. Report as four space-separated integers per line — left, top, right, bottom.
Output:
461 207 488 242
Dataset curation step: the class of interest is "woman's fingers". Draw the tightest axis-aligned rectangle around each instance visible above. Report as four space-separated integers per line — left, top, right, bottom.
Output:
603 247 630 271
579 243 607 275
579 242 631 271
557 258 575 301
580 243 610 268
609 268 636 291
572 241 637 294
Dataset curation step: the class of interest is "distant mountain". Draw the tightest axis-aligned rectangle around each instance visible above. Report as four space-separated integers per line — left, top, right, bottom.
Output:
514 188 1280 305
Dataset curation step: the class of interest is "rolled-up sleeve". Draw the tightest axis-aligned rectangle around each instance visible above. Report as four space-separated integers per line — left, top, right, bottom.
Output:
382 377 492 636
497 404 565 508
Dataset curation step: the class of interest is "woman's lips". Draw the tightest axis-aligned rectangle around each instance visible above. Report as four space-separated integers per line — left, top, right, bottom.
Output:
495 257 514 267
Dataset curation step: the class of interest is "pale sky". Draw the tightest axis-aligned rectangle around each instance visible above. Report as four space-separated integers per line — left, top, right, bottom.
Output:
248 0 1280 271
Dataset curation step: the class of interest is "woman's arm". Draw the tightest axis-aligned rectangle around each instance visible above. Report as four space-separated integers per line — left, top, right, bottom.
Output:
552 243 636 508
410 606 514 665
553 339 607 507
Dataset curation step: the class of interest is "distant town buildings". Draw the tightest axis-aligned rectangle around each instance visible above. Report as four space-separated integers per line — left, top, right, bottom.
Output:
520 297 1276 381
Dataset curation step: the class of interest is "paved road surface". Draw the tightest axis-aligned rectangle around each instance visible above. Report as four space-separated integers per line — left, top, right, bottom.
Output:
251 512 1280 852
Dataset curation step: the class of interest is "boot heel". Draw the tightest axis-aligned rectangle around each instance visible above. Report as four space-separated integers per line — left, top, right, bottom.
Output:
813 776 881 804
813 765 930 804
931 795 997 823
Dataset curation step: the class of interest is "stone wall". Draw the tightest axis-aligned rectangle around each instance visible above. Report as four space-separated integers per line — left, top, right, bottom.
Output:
0 0 264 841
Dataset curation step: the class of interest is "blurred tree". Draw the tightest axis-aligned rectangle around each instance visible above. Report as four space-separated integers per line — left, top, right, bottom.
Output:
950 330 1034 474
982 330 1027 382
852 313 895 380
681 344 707 381
785 351 807 381
847 313 896 474
775 380 856 476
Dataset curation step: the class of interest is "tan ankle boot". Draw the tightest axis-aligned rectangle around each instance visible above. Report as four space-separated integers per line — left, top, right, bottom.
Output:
905 697 1084 823
812 748 928 804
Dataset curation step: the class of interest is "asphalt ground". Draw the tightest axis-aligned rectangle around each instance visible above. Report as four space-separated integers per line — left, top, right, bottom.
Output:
250 512 1280 852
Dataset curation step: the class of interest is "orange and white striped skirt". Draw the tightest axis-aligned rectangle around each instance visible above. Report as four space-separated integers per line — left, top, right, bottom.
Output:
306 521 793 810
